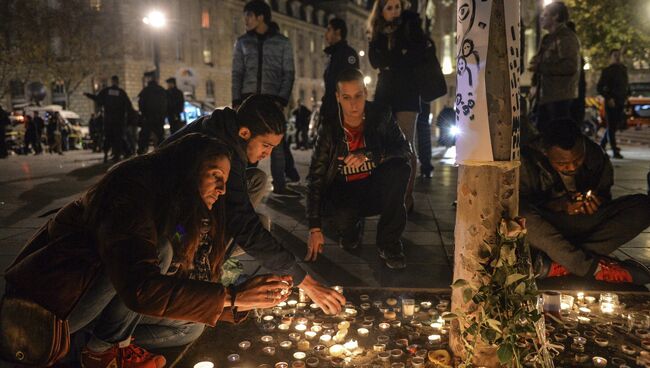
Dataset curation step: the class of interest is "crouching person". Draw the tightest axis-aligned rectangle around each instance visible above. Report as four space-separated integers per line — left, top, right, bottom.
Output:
305 69 412 270
1 133 291 368
520 118 650 285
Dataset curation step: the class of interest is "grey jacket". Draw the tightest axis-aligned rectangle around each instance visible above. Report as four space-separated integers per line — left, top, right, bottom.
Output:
232 25 295 106
536 24 581 105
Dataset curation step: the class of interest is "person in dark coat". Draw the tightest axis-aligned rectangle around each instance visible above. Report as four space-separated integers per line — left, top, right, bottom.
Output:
2 134 291 368
24 111 44 155
597 49 629 159
292 100 311 149
84 75 132 162
306 69 411 270
138 71 168 154
0 105 9 158
166 77 185 134
165 95 347 315
368 0 427 212
321 18 359 121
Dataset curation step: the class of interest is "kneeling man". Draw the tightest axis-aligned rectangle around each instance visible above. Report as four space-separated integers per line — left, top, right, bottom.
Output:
305 69 411 269
521 118 650 284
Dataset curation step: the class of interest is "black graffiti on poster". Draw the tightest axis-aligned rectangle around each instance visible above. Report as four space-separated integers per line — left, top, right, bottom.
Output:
455 0 484 124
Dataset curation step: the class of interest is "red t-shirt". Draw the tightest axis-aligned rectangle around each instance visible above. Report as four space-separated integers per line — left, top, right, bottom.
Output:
342 125 372 182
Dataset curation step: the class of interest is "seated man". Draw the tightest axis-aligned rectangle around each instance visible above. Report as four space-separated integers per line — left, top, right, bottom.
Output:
520 118 650 284
305 69 411 269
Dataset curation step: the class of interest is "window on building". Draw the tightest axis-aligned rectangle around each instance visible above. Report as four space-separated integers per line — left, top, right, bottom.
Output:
51 81 65 96
310 37 315 53
312 61 318 79
176 32 185 61
89 0 101 11
298 57 305 78
206 80 215 98
298 34 305 51
202 9 210 29
10 80 25 99
203 39 213 65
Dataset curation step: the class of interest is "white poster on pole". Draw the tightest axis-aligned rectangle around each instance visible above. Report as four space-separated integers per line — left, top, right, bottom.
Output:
504 0 521 161
455 0 493 163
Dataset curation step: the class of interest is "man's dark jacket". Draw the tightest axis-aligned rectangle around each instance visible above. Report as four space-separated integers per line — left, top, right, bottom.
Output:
164 109 307 283
322 40 359 117
520 138 614 208
306 102 411 228
139 81 168 124
597 63 629 107
167 86 185 120
85 86 131 126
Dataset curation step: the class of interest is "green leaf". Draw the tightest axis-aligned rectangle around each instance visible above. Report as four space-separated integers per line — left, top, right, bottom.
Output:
497 343 514 363
487 319 502 333
505 273 526 286
463 287 474 303
514 282 526 295
442 312 458 320
451 279 469 288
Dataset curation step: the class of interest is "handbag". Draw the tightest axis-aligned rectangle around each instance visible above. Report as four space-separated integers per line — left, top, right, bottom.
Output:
0 295 70 366
417 38 448 103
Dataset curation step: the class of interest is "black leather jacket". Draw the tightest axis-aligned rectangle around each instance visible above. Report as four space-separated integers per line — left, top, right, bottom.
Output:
306 102 411 228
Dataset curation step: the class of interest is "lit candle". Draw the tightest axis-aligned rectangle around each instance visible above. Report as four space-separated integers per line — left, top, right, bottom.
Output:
585 296 596 304
296 317 309 325
357 328 369 337
278 323 290 331
577 292 585 301
275 362 289 368
280 341 293 350
311 325 323 333
263 346 276 356
344 308 357 317
305 331 317 340
428 334 441 344
227 354 240 363
320 334 332 345
378 322 390 331
338 321 351 330
295 324 307 332
577 316 590 324
238 340 251 350
430 322 443 330
263 315 275 321
402 299 415 317
343 340 358 351
277 302 287 308
420 301 432 309
293 352 307 360
194 362 214 368
373 344 386 352
287 300 298 307
386 298 398 306
261 335 274 344
332 286 344 294
578 306 591 314
592 357 607 368
360 303 371 310
329 344 345 357
297 340 310 351
600 302 615 314
310 303 319 310
289 333 302 342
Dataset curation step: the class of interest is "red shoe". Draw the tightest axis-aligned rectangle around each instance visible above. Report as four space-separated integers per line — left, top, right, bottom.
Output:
81 343 166 368
594 260 633 283
547 262 570 277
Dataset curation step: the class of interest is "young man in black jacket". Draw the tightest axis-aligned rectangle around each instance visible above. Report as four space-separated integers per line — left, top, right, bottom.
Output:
306 69 411 269
321 18 359 121
165 95 346 314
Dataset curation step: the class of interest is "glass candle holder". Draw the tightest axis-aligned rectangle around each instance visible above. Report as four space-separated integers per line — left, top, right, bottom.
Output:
194 362 214 368
305 331 317 340
297 340 310 351
592 357 607 368
378 322 390 331
280 341 293 350
261 335 274 344
560 294 574 311
293 352 307 360
263 346 276 356
227 354 240 363
402 299 415 318
238 340 251 350
357 328 369 337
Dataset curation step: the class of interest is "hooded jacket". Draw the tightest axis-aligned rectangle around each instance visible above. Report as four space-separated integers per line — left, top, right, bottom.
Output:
232 23 295 107
165 108 308 284
306 102 411 228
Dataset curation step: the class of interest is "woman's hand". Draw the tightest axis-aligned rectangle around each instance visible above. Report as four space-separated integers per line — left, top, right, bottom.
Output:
298 275 346 315
234 274 293 311
306 229 324 261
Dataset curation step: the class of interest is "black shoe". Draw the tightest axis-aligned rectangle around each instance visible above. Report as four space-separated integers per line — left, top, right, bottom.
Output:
379 249 406 269
613 151 624 159
339 220 364 251
272 186 301 198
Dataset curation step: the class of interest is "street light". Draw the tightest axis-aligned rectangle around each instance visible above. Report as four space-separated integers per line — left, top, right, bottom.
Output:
142 10 167 81
363 76 372 85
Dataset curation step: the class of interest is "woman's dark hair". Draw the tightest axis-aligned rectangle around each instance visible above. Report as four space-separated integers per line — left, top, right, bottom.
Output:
236 94 286 137
546 2 569 23
367 0 411 41
85 133 232 274
329 18 348 40
244 0 271 25
541 118 582 150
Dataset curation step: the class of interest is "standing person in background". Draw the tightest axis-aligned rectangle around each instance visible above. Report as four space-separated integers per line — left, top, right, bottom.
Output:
292 100 311 150
48 111 64 155
416 100 434 178
232 0 299 197
24 111 43 155
597 49 629 159
138 71 168 154
166 77 185 134
567 21 586 131
0 105 9 158
322 18 359 122
529 1 581 133
367 0 425 212
84 75 132 162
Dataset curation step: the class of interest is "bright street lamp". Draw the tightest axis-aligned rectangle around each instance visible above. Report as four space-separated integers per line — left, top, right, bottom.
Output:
363 76 372 85
143 10 167 29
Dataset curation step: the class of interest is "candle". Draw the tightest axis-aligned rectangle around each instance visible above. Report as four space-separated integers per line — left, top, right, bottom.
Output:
297 340 310 351
291 362 305 368
390 349 403 359
310 303 319 310
592 357 607 368
386 298 398 306
373 344 386 352
402 299 415 317
278 323 290 331
344 308 357 317
343 340 358 351
227 354 240 363
384 311 397 320
332 286 344 294
430 322 443 330
577 316 590 324
277 302 287 308
338 321 351 330
238 340 251 350
305 331 317 340
360 294 370 301
280 341 293 350
287 300 298 307
377 335 389 344
390 320 402 328
428 334 441 344
289 333 302 342
600 302 615 314
357 328 369 337
311 325 323 333
329 344 345 357
295 324 307 332
594 337 609 347
296 317 309 325
263 346 276 356
263 322 276 332
373 301 383 308
306 357 319 368
360 302 371 310
293 352 307 360
261 335 274 344
362 321 373 328
194 362 214 368
391 363 405 368
420 301 432 309
576 292 584 301
378 352 391 362
622 344 636 355
275 362 289 368
585 296 596 304
411 357 425 368
320 334 332 345
395 339 408 348
578 306 591 314
378 322 390 331
263 315 275 321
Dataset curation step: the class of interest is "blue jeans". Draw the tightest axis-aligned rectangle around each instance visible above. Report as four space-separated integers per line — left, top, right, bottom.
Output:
66 240 204 351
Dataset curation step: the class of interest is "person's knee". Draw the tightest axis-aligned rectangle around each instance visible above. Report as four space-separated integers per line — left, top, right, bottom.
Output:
177 323 205 345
